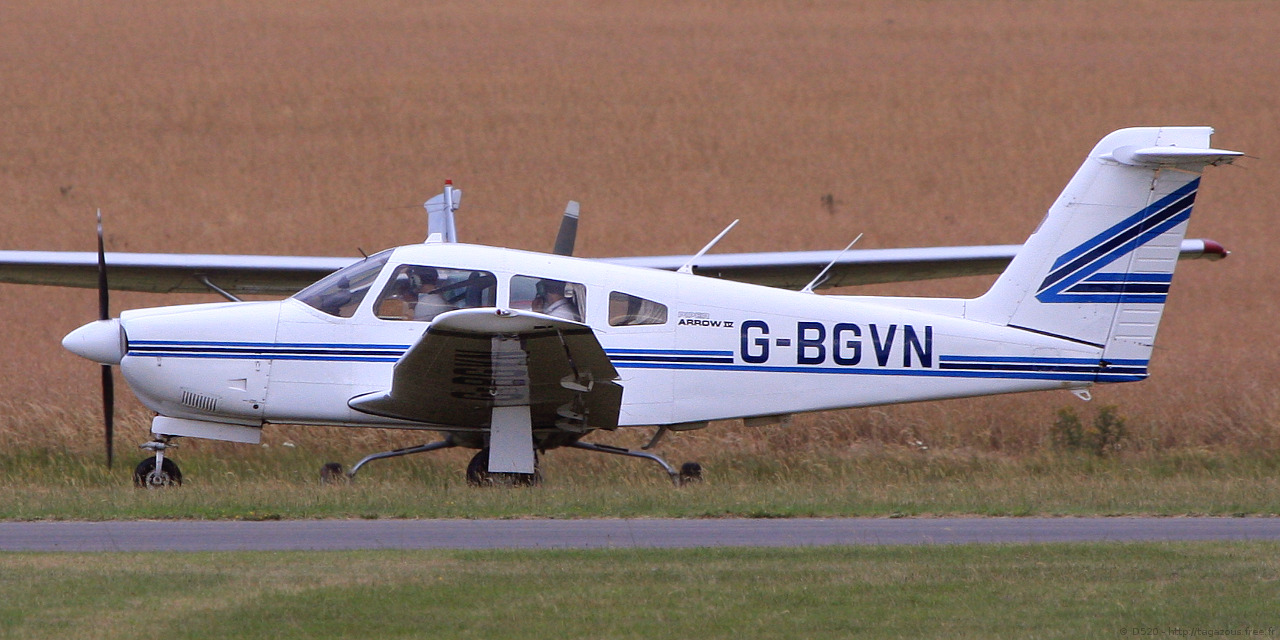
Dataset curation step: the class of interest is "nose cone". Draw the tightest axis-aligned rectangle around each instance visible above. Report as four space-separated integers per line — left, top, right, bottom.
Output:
63 319 126 365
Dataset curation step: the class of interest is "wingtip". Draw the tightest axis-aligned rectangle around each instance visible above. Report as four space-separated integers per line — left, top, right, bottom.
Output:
1201 239 1229 261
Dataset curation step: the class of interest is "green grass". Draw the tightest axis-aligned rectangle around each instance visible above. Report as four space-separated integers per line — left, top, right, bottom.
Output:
4 447 1280 520
2 543 1279 639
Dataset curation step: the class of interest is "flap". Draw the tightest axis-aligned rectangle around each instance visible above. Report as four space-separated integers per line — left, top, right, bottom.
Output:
349 308 622 430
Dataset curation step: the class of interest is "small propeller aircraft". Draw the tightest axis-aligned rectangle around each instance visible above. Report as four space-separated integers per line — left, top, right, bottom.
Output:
0 126 1239 487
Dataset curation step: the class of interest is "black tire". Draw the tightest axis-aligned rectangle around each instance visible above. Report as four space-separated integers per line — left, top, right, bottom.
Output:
319 462 345 484
679 461 704 484
133 457 183 488
466 448 540 487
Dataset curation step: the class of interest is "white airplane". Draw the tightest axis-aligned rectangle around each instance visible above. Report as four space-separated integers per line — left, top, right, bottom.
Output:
0 126 1239 487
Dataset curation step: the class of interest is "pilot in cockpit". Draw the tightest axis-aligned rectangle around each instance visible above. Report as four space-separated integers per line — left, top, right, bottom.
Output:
409 267 454 321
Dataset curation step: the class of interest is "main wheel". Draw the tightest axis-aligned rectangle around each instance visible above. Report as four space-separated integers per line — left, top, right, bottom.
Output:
133 457 183 488
319 462 345 484
466 448 540 487
679 461 704 483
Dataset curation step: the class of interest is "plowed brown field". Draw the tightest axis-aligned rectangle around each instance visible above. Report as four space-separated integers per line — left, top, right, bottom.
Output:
2 1 1276 456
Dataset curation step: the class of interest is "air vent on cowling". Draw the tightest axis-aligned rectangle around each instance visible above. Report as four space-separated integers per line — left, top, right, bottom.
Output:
181 390 219 413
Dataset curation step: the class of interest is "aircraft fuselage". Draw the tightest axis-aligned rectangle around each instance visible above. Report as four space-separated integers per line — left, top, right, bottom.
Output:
105 241 1118 437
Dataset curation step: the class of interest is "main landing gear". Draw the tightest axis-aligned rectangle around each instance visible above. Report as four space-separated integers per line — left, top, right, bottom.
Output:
134 437 182 488
566 441 701 486
465 448 541 487
322 433 703 487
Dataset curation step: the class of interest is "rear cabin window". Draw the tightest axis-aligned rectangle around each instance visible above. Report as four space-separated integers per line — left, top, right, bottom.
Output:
510 276 586 322
373 265 497 322
608 291 668 326
293 252 391 318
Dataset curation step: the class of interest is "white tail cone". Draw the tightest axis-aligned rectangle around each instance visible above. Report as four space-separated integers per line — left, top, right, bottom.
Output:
62 318 126 365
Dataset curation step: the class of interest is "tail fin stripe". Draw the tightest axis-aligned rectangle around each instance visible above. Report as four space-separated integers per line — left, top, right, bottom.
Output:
1072 273 1172 295
1068 284 1170 294
1038 200 1191 294
937 354 1149 380
1085 273 1173 283
1047 178 1199 273
1035 195 1194 304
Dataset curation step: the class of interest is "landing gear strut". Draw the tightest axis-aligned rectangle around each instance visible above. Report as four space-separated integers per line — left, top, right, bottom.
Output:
134 437 181 488
325 435 701 487
568 441 701 486
321 438 459 483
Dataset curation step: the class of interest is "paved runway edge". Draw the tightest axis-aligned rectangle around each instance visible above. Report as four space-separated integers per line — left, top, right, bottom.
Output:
4 518 1280 552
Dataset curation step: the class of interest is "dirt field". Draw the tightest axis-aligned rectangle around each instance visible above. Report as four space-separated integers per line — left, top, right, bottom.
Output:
1 0 1276 456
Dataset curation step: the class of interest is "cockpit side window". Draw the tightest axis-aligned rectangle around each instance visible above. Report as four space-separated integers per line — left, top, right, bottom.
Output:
608 291 668 326
510 276 585 322
293 251 391 318
374 265 497 322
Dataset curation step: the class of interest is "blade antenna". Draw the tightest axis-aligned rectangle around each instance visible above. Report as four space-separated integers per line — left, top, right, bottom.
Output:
677 220 739 275
800 233 863 294
96 210 114 468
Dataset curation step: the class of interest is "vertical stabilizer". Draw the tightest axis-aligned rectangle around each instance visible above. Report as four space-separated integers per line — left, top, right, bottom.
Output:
967 127 1239 371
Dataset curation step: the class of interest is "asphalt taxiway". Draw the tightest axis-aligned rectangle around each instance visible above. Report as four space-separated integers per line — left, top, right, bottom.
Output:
3 517 1280 552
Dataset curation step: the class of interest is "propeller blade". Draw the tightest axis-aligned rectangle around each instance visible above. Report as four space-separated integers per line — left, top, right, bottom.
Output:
96 210 108 321
96 210 114 467
552 201 579 256
101 365 114 468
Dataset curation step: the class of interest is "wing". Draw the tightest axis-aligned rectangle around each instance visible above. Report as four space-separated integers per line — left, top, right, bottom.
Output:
0 239 1225 295
602 239 1228 290
0 251 355 295
348 308 622 431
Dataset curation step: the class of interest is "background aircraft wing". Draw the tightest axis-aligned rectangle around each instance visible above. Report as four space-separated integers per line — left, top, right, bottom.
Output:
603 239 1228 290
0 238 1225 295
348 308 622 430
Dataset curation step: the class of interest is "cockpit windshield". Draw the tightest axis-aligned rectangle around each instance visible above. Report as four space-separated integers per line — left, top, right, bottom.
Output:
293 251 391 317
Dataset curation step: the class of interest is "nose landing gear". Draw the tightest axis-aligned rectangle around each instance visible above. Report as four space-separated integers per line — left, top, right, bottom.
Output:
134 437 182 488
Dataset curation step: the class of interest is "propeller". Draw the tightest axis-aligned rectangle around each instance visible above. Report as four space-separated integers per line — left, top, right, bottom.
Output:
96 210 114 468
552 201 579 256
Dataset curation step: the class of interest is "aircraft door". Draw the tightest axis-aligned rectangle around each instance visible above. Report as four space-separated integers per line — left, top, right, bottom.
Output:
604 290 675 425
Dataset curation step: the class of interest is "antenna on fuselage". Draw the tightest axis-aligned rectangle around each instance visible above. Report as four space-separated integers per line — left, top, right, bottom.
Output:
677 219 739 275
424 180 461 243
799 234 864 293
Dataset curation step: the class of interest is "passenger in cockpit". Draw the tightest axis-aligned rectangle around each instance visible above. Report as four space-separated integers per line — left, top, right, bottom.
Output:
534 279 580 321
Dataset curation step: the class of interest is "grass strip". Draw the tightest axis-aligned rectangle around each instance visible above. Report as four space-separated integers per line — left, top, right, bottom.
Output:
2 543 1279 639
3 449 1280 520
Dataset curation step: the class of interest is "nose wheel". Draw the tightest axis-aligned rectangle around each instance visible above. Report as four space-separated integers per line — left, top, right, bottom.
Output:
133 457 182 487
134 438 182 488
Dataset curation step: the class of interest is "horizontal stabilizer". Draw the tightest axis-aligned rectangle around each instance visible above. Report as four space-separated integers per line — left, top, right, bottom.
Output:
1106 146 1243 167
